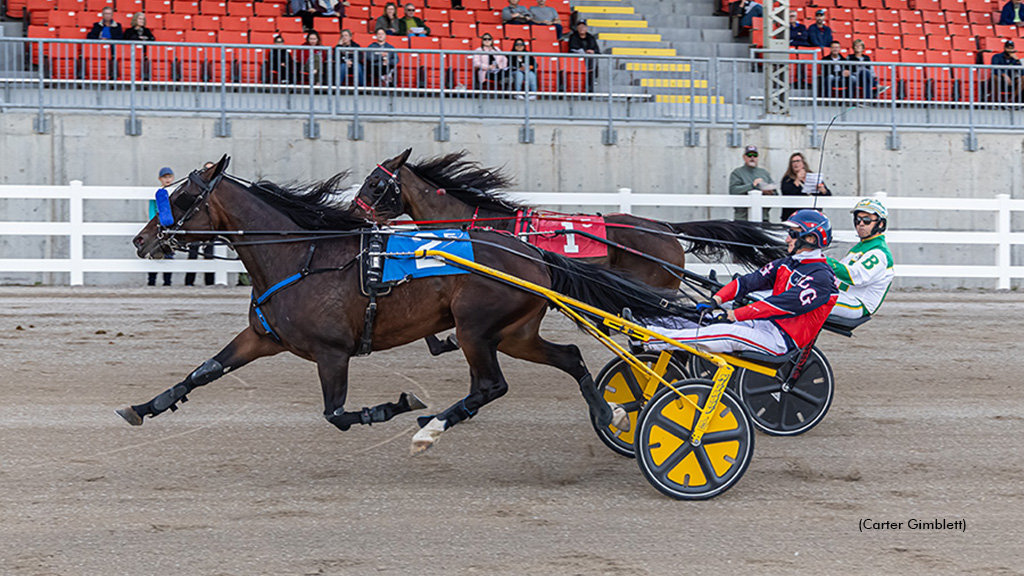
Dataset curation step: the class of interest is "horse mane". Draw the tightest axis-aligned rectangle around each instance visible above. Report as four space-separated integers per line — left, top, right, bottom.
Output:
407 151 524 214
245 171 369 230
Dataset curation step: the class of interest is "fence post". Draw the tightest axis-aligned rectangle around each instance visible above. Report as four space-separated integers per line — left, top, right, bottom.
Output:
214 243 228 286
436 51 450 142
996 193 1010 290
747 189 763 222
618 187 632 213
69 180 84 286
34 39 49 134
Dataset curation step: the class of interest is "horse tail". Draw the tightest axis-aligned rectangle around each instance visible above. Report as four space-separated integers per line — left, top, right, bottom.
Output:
666 219 788 269
541 251 688 320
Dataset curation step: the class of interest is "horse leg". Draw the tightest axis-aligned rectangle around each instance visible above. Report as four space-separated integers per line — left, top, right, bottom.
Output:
424 333 460 356
498 333 626 430
116 326 283 426
318 351 428 432
412 339 507 454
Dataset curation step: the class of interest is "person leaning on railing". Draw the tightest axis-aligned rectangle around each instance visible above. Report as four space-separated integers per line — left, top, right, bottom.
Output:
991 40 1023 102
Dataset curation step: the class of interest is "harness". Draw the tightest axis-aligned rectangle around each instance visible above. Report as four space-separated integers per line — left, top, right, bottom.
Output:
250 243 318 343
352 164 402 221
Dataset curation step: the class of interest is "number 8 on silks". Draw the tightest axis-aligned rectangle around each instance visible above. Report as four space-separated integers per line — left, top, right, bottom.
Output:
381 230 476 282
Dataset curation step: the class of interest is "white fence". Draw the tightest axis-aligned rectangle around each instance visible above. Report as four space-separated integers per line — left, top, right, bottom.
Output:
0 183 1021 288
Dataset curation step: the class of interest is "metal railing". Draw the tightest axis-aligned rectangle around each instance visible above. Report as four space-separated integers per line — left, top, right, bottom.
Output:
2 37 1024 141
1 182 1021 288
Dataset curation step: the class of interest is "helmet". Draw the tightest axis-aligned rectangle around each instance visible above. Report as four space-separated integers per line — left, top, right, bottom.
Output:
785 209 832 249
850 198 887 220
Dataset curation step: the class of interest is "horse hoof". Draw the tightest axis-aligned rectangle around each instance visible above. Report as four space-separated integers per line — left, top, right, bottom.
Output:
410 417 445 455
610 403 630 432
116 407 143 426
405 392 428 411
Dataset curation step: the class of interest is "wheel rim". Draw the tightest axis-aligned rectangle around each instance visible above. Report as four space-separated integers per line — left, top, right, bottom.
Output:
636 382 754 500
592 353 687 457
739 348 834 435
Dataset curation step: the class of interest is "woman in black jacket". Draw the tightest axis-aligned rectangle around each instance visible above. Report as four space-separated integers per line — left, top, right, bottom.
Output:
509 39 537 98
123 12 156 41
780 152 831 221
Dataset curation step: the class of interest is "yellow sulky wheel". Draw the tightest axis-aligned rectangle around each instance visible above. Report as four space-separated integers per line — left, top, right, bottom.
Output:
634 380 754 500
591 353 688 458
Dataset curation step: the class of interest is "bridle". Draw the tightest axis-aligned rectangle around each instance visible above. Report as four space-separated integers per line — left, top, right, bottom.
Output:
353 164 403 220
155 167 225 251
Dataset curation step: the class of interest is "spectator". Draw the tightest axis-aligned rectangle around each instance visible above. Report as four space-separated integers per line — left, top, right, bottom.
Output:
779 152 830 221
739 0 763 30
375 3 401 36
124 13 155 42
509 39 537 99
807 9 832 48
568 20 600 91
336 29 363 86
264 34 295 84
148 167 174 287
294 30 328 85
184 162 216 287
991 40 1023 101
502 0 533 25
529 0 563 39
821 40 851 96
366 28 397 85
846 38 876 97
1000 0 1024 26
87 7 124 40
291 0 342 32
472 33 508 88
728 145 775 221
789 11 809 47
398 3 430 36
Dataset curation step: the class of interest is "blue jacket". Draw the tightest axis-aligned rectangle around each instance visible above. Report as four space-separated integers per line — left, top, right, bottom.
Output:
790 22 809 47
1000 1 1023 25
807 23 832 48
992 51 1022 76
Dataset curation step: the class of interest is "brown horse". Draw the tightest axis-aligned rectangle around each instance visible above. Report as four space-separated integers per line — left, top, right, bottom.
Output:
351 149 788 291
120 156 688 452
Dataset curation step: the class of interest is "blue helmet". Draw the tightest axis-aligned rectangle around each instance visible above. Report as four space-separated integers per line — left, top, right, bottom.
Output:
785 209 832 249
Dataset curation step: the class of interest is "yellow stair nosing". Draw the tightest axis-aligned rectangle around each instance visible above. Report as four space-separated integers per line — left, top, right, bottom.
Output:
585 19 649 28
625 62 691 71
574 5 635 13
611 47 677 56
598 32 662 41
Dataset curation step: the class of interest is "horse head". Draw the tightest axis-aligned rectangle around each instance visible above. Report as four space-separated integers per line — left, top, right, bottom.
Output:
133 154 231 259
351 148 411 222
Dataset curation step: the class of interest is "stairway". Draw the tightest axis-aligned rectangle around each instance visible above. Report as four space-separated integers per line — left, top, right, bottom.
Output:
0 20 30 78
574 0 761 104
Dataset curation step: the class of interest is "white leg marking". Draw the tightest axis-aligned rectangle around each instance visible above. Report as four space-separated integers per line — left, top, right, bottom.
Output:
609 403 631 433
411 417 446 455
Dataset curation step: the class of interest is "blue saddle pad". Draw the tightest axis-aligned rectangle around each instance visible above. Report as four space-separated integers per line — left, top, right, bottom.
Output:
381 230 475 283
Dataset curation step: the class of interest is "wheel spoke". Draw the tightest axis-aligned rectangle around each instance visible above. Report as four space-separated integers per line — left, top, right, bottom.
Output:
619 364 646 399
620 399 645 412
744 380 784 397
653 441 694 475
777 393 792 429
693 444 725 489
700 428 745 444
651 411 696 441
788 385 825 407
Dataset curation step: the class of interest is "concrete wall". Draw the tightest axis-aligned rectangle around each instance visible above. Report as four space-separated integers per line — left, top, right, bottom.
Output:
0 111 1021 288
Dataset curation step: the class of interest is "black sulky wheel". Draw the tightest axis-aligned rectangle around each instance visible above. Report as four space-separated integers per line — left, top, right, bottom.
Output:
591 353 688 458
737 346 834 436
634 380 754 500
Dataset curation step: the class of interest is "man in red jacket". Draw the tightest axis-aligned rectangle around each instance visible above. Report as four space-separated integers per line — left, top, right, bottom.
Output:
645 210 839 356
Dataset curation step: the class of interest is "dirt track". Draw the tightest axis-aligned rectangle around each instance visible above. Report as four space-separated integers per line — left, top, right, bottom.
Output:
1 287 1022 576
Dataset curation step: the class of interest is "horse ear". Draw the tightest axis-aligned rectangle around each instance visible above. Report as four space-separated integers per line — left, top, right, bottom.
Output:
393 148 412 169
214 154 230 175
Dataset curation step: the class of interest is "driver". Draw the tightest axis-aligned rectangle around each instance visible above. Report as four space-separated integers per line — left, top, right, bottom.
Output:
643 210 838 356
827 198 894 319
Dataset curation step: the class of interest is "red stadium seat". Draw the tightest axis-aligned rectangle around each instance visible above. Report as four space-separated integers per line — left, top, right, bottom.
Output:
922 22 948 35
281 31 305 44
185 29 217 42
450 21 477 37
341 17 370 32
561 56 589 92
277 16 304 32
927 35 953 50
945 10 969 23
532 25 557 43
877 20 901 34
900 20 924 35
877 34 901 49
948 50 977 64
504 24 531 40
249 30 276 44
477 23 503 39
898 9 923 21
145 0 171 12
175 1 201 14
474 9 501 24
191 14 220 30
201 1 226 14
219 15 247 30
449 9 476 22
227 1 252 15
950 35 978 50
161 28 185 40
248 16 276 32
903 34 927 49
852 20 876 34
163 13 192 29
219 29 247 43
253 2 284 16
55 0 82 10
876 8 901 20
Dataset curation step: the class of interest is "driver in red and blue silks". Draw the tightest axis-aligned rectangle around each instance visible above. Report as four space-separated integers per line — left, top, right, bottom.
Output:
645 210 839 356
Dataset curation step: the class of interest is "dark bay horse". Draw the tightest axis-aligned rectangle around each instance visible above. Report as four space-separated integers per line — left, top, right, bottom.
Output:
121 156 684 453
351 149 788 291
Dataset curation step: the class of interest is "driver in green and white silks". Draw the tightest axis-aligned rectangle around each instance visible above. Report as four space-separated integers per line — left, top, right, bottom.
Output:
827 198 894 319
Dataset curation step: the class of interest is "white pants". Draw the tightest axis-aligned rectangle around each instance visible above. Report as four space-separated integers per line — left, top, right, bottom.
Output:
829 291 869 319
645 317 789 356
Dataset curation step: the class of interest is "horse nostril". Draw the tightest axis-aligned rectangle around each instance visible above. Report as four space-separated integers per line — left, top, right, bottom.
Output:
133 236 145 247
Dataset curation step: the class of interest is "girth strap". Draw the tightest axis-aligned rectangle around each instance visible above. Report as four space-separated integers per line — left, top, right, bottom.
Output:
251 243 317 342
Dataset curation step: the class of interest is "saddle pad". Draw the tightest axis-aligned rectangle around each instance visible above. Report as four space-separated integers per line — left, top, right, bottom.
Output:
527 214 609 258
381 230 475 283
